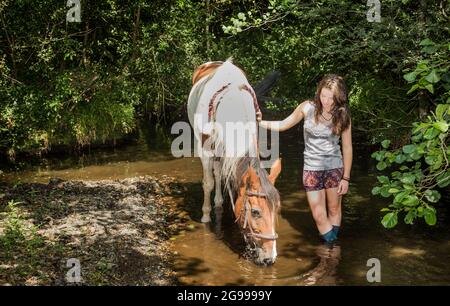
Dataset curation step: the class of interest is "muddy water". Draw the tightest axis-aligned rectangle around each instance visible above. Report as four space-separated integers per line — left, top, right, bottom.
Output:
1 127 449 285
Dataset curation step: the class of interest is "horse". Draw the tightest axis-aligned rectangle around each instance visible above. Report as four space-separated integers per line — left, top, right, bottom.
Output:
187 58 282 265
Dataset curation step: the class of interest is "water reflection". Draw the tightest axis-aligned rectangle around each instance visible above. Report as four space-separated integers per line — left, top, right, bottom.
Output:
301 244 341 285
213 206 224 240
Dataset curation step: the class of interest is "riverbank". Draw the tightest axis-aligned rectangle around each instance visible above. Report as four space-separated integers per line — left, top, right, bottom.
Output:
0 175 189 285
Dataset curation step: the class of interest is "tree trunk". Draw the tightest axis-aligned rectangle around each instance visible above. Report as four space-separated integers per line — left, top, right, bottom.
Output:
82 21 89 66
131 5 141 62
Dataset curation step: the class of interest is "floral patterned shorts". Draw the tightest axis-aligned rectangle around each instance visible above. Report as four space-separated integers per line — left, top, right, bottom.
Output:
302 167 344 192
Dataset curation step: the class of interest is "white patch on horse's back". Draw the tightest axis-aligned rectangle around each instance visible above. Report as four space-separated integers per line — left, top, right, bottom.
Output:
215 61 247 85
188 61 254 144
216 90 256 156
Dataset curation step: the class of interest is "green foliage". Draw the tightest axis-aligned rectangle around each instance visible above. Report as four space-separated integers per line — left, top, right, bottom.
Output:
403 40 449 96
1 200 27 248
0 199 66 283
372 38 449 228
0 0 202 157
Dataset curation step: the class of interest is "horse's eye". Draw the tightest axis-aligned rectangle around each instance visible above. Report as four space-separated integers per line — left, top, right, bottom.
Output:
251 208 261 218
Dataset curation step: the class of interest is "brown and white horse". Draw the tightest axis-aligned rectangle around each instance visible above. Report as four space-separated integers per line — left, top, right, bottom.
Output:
187 59 282 265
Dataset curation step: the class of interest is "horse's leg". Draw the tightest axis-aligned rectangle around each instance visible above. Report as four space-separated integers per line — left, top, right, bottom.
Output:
200 156 214 223
213 159 224 239
213 159 224 209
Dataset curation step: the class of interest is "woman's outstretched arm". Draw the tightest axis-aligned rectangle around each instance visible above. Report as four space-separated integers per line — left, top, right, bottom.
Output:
258 101 307 132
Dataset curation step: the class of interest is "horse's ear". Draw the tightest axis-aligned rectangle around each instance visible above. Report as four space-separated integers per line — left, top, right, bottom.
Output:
247 165 260 189
268 158 282 185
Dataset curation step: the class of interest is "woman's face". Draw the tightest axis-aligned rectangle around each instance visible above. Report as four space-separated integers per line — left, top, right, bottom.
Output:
319 88 334 111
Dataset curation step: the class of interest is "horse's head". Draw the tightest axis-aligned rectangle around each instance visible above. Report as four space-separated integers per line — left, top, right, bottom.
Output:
234 159 282 265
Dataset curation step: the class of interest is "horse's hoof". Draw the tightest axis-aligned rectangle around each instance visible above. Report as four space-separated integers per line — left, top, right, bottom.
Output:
201 215 211 223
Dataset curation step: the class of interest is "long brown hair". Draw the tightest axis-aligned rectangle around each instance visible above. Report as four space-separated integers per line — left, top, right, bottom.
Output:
313 74 351 135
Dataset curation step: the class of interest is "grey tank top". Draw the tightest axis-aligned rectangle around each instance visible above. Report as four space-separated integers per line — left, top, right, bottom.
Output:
303 101 343 170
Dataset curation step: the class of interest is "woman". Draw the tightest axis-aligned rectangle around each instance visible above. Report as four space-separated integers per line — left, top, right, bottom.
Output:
257 74 352 243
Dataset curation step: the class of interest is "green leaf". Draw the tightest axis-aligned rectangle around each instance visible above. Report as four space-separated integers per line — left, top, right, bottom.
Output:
423 127 440 139
410 151 422 160
372 186 381 195
380 187 391 198
376 161 387 171
400 174 415 185
436 171 450 188
411 134 423 143
380 208 391 212
402 144 416 154
403 184 415 191
425 84 434 93
422 46 439 54
431 154 443 170
407 84 420 94
377 175 389 184
433 121 448 132
436 104 449 120
392 171 402 178
425 70 440 83
416 144 426 154
425 154 437 165
416 62 429 72
377 176 390 184
388 188 400 194
419 38 434 46
373 150 385 161
381 139 391 149
424 190 441 203
424 208 437 226
403 72 417 83
385 152 396 163
404 210 416 225
413 122 429 134
394 191 408 203
417 206 424 217
402 195 419 206
395 154 406 164
381 212 398 228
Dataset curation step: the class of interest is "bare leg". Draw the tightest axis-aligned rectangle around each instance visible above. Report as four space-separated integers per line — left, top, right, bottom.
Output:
306 190 333 235
326 187 342 227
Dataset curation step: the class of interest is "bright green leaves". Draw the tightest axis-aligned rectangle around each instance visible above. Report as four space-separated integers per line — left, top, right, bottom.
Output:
381 140 391 149
436 171 450 188
372 99 448 228
424 207 437 225
403 39 447 95
424 190 441 203
381 212 398 228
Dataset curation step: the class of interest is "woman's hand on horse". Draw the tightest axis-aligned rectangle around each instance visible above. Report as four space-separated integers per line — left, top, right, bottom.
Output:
256 111 262 122
337 180 349 195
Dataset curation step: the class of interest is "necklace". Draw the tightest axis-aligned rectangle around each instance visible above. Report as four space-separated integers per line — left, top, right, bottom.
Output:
321 111 333 121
